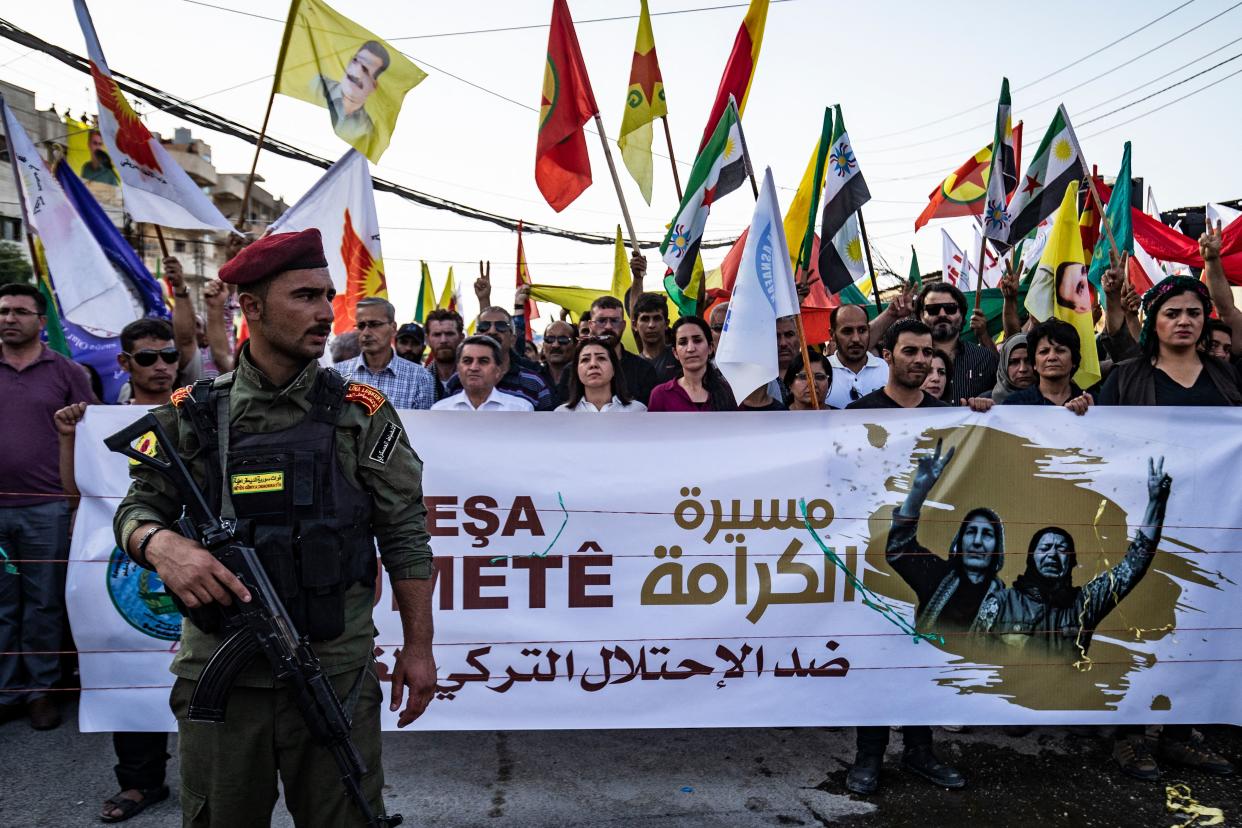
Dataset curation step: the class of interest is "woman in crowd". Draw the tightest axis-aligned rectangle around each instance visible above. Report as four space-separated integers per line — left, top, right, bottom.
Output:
648 316 738 412
556 338 646 412
920 349 953 402
783 350 833 410
983 334 1034 402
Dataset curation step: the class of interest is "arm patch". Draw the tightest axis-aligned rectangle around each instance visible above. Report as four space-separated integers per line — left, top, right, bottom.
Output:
345 382 386 416
170 385 192 407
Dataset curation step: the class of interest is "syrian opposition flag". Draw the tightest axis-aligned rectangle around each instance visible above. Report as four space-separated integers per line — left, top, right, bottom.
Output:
817 104 871 293
981 78 1018 243
1 95 138 335
74 0 233 231
715 167 800 399
660 101 746 316
1004 105 1086 246
268 150 388 334
535 0 599 212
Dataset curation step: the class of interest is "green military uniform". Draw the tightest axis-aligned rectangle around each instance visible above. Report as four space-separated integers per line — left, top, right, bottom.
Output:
114 346 432 827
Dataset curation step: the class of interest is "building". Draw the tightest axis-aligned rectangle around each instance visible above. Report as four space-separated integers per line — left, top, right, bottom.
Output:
0 80 288 307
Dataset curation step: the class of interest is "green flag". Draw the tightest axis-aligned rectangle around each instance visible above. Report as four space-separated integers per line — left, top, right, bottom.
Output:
33 241 70 357
908 246 921 291
1086 141 1133 302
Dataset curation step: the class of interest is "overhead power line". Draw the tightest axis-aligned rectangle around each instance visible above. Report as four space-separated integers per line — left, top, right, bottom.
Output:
0 16 739 250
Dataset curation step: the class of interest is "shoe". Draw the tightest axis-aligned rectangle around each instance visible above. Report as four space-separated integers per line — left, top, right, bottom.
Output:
845 752 883 795
27 696 61 731
1158 734 1235 776
902 745 965 789
1113 735 1160 781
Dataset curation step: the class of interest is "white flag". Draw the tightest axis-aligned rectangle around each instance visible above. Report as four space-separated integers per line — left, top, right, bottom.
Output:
1 97 138 335
716 167 800 400
941 229 969 290
972 224 1002 288
1207 202 1242 229
268 150 388 335
75 0 233 232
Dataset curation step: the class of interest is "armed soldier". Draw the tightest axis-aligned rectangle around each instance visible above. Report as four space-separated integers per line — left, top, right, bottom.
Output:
112 228 435 827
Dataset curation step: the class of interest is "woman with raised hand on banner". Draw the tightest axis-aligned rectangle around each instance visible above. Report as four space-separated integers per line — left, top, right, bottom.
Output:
556 337 646 412
647 316 737 412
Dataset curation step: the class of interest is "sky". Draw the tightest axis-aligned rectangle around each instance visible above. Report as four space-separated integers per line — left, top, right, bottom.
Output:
2 0 1241 326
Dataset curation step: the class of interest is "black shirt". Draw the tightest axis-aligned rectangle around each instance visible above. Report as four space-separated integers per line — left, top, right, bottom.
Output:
739 396 788 412
847 388 949 410
621 349 659 405
947 340 999 401
643 347 680 384
1153 368 1230 406
1002 383 1085 406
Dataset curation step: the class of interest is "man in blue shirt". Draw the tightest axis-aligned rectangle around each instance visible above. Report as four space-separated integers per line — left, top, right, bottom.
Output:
336 297 435 409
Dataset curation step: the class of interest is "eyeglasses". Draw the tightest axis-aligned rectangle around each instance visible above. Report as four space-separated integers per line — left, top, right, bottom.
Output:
924 302 960 317
125 347 179 367
795 372 830 384
544 335 574 345
355 320 391 331
709 324 724 333
0 307 39 318
477 321 512 333
592 316 625 328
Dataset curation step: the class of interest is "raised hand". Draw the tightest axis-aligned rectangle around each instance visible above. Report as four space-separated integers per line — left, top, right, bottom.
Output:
912 438 955 494
163 256 185 292
1000 258 1019 300
1148 456 1171 500
54 402 89 437
474 260 492 306
1101 248 1130 299
1199 221 1223 263
629 250 647 279
202 279 228 310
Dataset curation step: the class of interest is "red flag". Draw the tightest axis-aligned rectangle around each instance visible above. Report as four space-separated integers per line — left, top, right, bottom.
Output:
1131 207 1242 281
914 123 1022 231
516 220 538 342
697 0 769 153
535 0 599 212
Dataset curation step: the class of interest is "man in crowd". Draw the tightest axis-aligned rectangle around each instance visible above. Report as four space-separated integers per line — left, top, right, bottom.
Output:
55 318 177 822
539 319 577 401
1002 320 1092 413
914 283 998 400
425 309 465 401
165 256 234 386
1205 319 1232 362
632 293 678 383
336 297 435 410
588 295 658 405
826 304 889 409
113 228 434 824
708 302 729 349
449 306 554 410
432 335 534 411
0 283 96 730
395 322 426 364
844 318 964 794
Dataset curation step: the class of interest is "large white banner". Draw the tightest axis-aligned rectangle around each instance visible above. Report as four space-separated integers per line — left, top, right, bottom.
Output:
68 408 1242 731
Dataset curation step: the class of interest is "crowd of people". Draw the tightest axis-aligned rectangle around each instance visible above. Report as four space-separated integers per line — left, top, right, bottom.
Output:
1 222 1239 820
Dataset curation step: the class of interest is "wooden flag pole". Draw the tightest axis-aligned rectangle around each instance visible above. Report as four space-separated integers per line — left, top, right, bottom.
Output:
592 113 642 257
1082 171 1121 257
152 224 170 258
856 209 883 312
794 314 821 410
238 85 278 233
659 116 683 201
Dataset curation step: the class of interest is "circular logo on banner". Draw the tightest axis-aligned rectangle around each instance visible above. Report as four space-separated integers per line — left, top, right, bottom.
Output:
106 547 182 641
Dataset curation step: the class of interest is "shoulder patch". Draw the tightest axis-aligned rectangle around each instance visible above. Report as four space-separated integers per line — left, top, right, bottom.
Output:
170 386 192 408
345 382 386 416
368 421 404 465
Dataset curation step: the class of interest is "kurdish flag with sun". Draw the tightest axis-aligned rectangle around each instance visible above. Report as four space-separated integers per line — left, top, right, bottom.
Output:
1004 105 1085 245
660 100 746 316
817 104 871 294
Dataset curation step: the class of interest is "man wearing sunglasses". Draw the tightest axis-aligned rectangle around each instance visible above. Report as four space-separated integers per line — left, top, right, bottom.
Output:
118 320 180 402
538 319 577 401
336 297 435 410
447 306 555 410
0 284 96 731
914 283 998 401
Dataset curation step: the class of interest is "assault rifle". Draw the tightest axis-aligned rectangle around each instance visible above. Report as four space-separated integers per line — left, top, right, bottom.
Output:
106 413 401 828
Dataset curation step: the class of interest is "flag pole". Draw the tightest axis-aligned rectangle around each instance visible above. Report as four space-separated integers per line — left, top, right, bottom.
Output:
856 209 883 312
794 314 820 410
1082 170 1120 256
729 96 759 200
659 115 683 201
3 110 46 291
592 114 642 257
239 0 300 232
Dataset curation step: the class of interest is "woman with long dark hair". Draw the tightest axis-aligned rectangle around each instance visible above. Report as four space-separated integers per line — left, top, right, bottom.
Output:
647 316 737 411
556 338 645 412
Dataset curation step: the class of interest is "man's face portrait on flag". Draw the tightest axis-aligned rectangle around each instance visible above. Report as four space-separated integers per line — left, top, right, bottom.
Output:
1055 261 1092 315
340 41 389 117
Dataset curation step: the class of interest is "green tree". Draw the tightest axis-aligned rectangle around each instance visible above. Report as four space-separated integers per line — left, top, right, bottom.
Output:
0 240 33 286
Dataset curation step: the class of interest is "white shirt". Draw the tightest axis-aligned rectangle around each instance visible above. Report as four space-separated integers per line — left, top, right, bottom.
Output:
825 352 889 410
431 387 534 412
555 395 647 412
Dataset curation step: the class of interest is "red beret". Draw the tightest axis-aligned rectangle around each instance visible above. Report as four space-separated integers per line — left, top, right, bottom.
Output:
218 228 329 286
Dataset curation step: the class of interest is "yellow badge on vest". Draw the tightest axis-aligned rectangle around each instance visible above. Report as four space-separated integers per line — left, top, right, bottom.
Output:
345 382 385 416
231 471 285 495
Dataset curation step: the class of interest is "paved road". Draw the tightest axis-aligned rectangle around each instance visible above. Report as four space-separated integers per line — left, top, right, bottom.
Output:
2 699 1238 827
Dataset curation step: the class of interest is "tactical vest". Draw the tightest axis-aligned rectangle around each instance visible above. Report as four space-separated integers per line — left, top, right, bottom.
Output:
181 368 377 641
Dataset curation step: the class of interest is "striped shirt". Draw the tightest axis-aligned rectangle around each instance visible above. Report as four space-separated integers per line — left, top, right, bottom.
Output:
336 350 436 410
947 340 999 401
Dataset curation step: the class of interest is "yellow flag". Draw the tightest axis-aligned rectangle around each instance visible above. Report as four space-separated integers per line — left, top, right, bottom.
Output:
274 0 426 163
1024 181 1101 389
416 261 436 323
617 0 668 205
64 115 119 187
782 136 827 274
610 226 631 301
437 266 458 311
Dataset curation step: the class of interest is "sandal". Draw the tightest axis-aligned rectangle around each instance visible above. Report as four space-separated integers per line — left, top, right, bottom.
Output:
100 786 170 823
